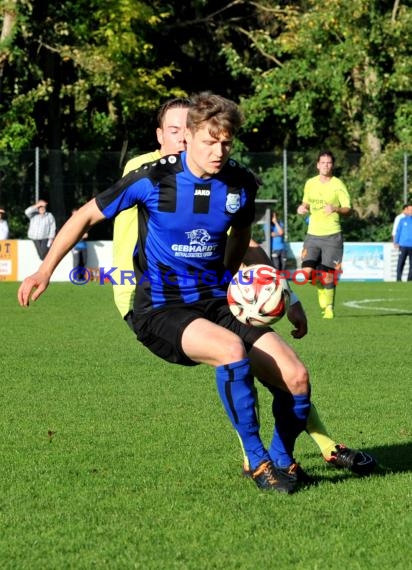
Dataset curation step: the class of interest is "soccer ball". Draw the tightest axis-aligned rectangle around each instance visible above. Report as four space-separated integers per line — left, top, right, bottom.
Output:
227 264 290 327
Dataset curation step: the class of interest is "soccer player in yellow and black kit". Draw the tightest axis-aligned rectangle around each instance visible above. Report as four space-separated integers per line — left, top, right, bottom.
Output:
113 102 376 480
112 98 192 321
298 150 351 319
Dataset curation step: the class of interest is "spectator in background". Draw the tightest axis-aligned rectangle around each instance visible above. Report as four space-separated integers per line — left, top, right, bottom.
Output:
0 207 9 239
24 200 56 260
71 208 89 281
394 203 412 281
391 204 409 243
269 210 287 271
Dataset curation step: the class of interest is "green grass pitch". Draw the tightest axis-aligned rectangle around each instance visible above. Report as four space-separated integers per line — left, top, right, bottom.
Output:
1 280 411 569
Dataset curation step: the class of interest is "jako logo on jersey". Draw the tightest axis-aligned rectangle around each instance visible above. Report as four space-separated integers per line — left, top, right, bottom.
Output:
185 228 210 246
226 193 241 214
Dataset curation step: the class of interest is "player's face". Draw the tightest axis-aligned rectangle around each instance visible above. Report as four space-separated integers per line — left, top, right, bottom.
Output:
317 156 334 177
185 124 233 179
156 108 188 155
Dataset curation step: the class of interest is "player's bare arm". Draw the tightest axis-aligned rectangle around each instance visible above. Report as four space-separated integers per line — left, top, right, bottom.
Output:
18 199 105 307
324 204 352 216
297 202 310 215
224 225 251 276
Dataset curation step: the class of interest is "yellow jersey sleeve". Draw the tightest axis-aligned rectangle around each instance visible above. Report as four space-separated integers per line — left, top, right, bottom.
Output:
112 150 161 318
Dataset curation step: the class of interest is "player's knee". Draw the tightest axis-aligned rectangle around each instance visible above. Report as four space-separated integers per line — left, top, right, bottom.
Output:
300 265 313 277
222 337 248 365
286 362 309 394
311 268 326 284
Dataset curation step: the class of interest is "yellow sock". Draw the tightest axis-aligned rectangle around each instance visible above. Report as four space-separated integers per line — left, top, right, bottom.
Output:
316 282 327 310
238 382 260 470
237 432 250 470
324 286 335 308
306 404 337 459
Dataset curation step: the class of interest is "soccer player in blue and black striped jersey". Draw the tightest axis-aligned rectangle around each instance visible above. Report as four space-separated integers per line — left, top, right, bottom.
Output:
114 99 377 479
18 92 318 493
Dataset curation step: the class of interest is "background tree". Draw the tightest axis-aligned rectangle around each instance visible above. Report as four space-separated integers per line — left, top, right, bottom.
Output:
0 0 188 226
0 0 411 239
218 0 412 233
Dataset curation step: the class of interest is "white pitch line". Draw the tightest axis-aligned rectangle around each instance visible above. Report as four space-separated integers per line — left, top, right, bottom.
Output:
343 298 412 313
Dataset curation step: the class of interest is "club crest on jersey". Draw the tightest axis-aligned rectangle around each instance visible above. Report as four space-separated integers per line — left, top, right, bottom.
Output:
226 193 241 214
185 228 210 246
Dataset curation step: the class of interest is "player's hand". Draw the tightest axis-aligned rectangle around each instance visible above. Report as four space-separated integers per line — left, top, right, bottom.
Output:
324 204 335 215
287 301 308 339
17 272 50 306
297 204 308 215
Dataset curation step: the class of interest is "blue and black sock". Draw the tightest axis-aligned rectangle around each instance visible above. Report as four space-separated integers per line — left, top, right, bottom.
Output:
268 388 311 468
216 358 269 470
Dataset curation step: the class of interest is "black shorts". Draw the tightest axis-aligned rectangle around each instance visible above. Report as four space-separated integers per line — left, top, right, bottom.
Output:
131 298 272 366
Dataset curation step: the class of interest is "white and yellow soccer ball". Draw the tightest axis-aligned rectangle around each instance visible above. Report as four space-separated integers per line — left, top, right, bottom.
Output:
227 264 290 327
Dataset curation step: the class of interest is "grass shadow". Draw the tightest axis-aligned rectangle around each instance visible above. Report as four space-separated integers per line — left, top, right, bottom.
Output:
366 441 412 474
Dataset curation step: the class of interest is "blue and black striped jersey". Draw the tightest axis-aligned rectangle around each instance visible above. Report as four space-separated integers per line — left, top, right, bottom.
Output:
96 151 259 314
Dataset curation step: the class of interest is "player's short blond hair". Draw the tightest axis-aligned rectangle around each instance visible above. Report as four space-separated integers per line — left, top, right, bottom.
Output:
186 92 243 139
